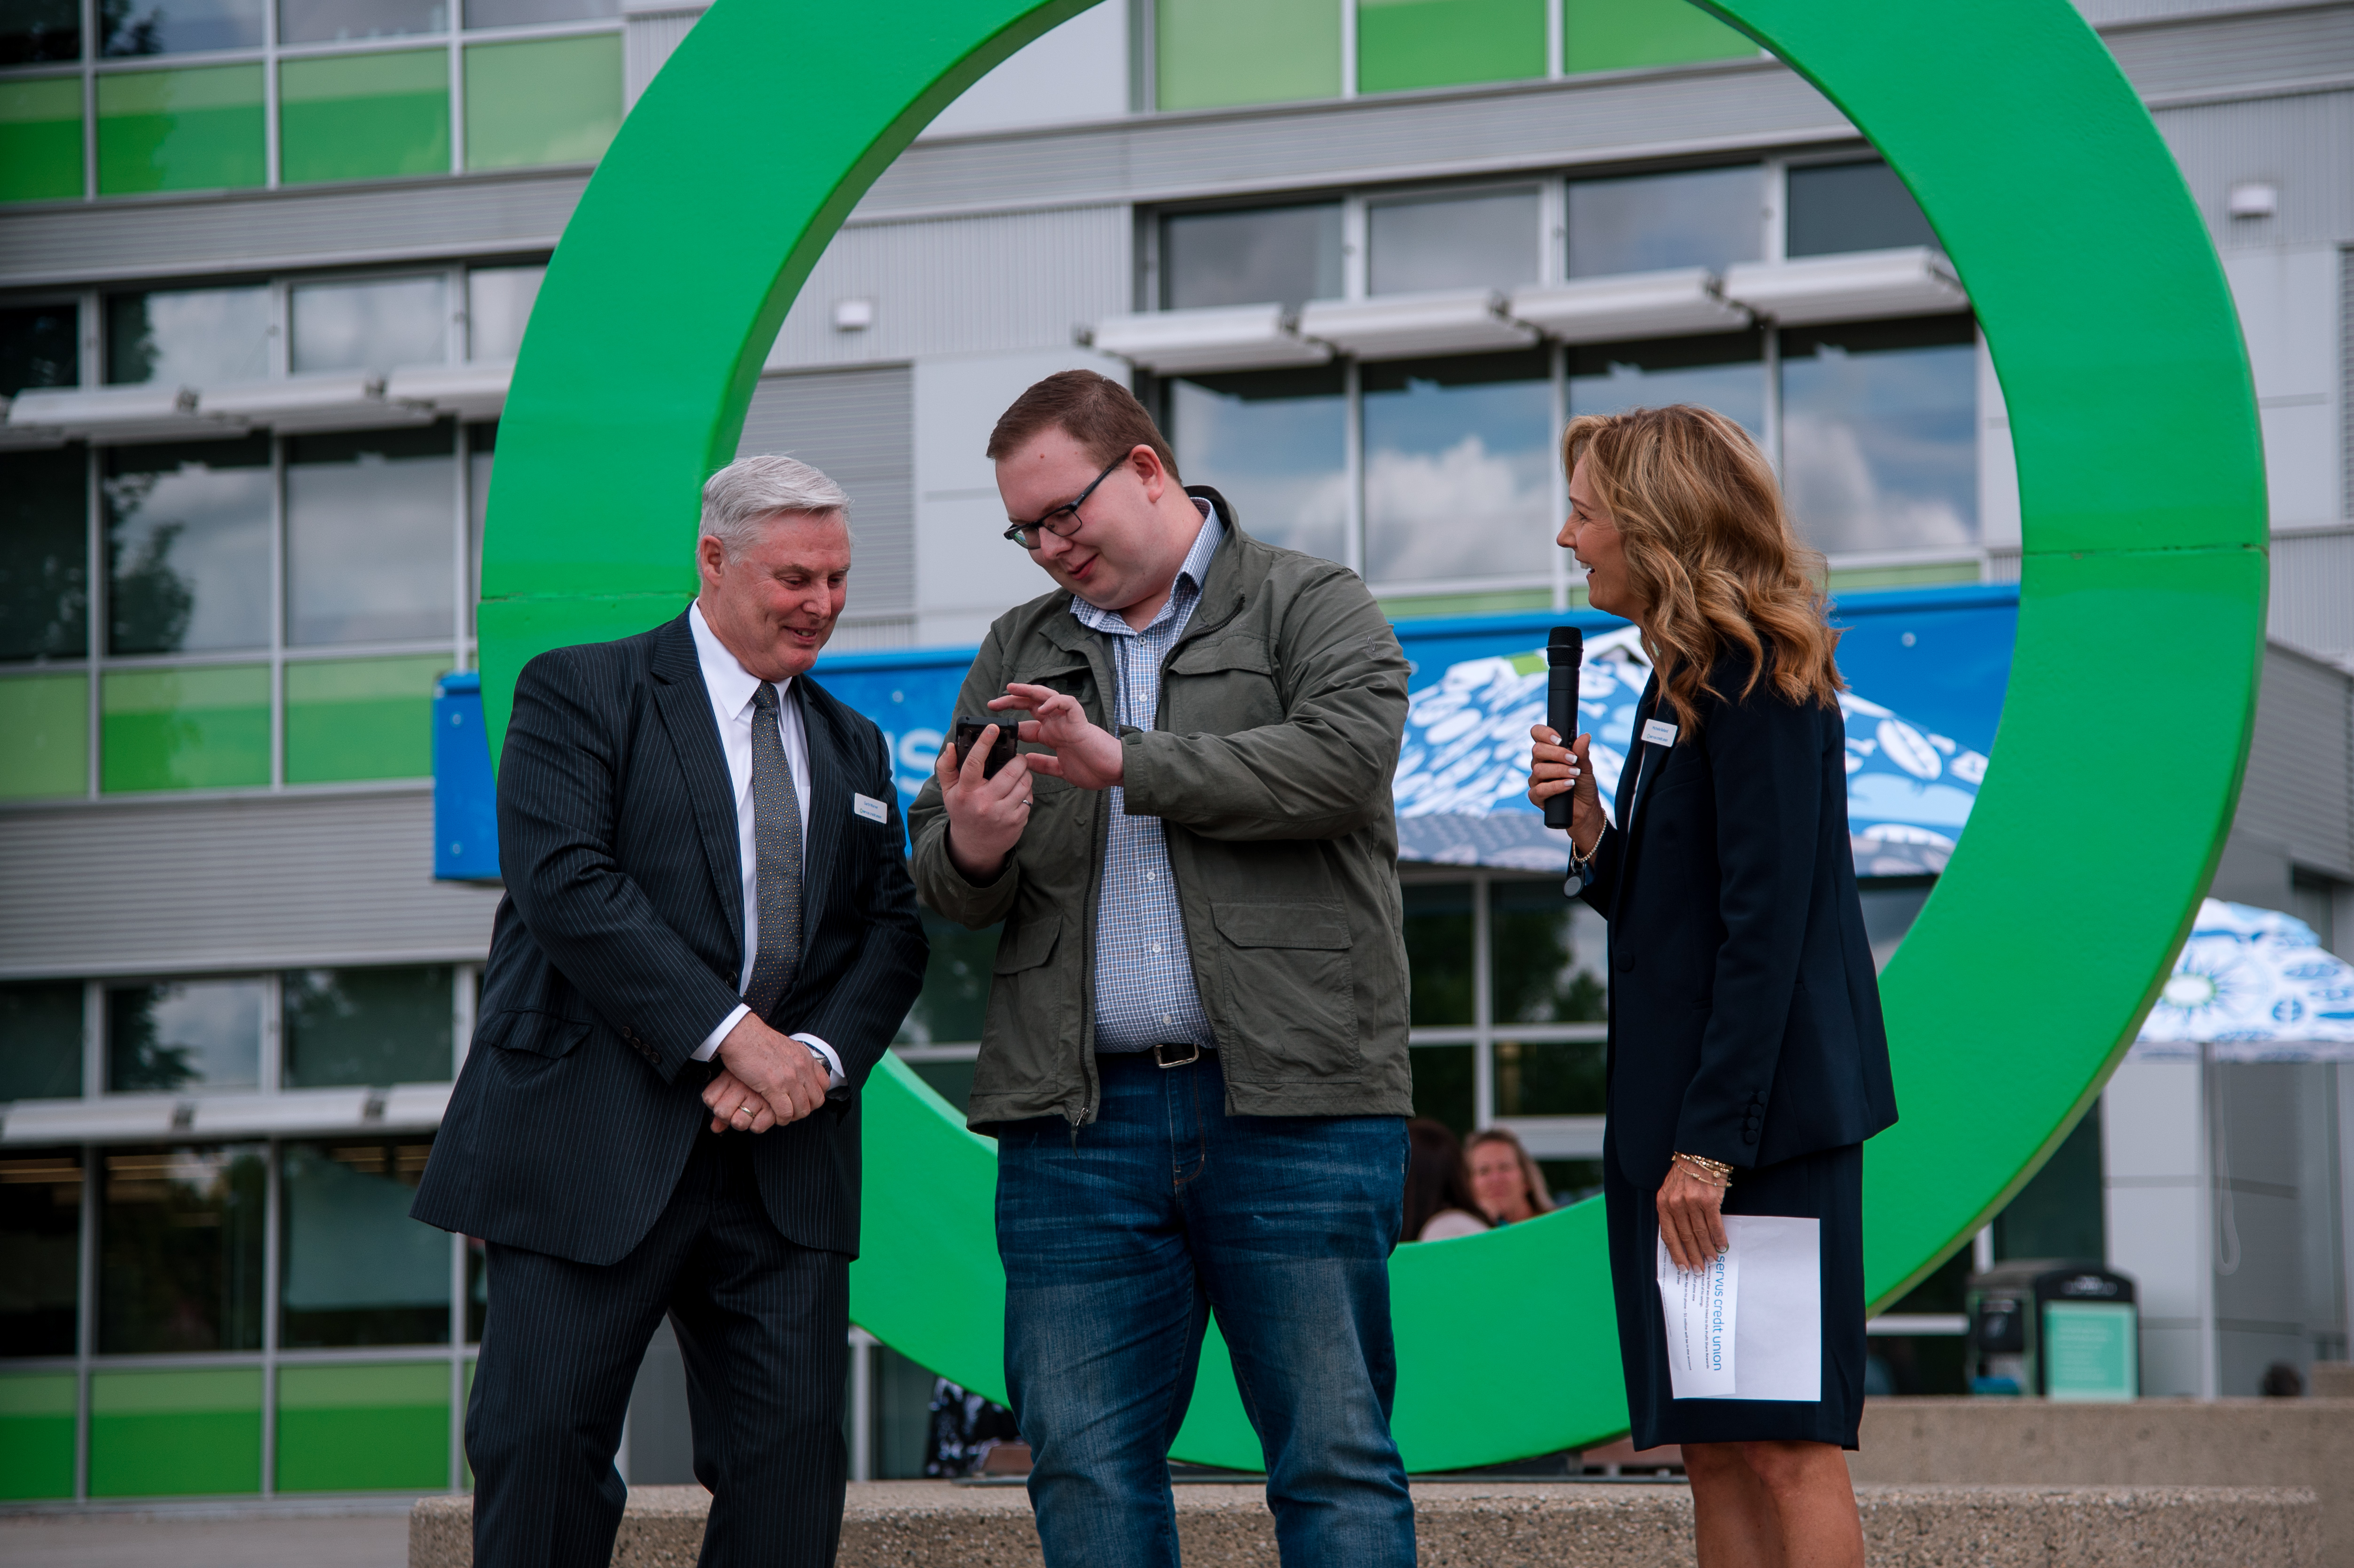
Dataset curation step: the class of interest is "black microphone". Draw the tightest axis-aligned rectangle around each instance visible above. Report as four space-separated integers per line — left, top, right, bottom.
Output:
1544 627 1583 830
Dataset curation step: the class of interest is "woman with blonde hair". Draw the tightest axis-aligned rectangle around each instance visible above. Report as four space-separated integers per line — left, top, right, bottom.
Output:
1525 405 1896 1568
1460 1127 1554 1229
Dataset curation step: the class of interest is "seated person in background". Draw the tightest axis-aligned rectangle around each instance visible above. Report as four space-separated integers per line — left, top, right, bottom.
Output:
1463 1127 1556 1228
1405 1117 1487 1241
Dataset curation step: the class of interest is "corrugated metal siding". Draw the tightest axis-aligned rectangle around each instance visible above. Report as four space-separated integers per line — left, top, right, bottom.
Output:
2272 530 2354 661
2154 89 2354 250
625 7 706 110
2080 0 2341 26
0 172 583 289
765 206 1127 368
2344 246 2353 526
2106 4 2354 98
0 790 502 981
738 364 915 617
853 63 1853 219
2238 644 2354 878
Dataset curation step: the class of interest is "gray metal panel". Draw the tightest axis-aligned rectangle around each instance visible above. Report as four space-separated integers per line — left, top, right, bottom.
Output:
2078 0 2338 22
2272 529 2354 661
2236 643 2354 878
625 7 705 110
2345 246 2353 525
854 61 1853 220
0 172 584 290
0 789 502 981
766 206 1128 367
738 364 915 615
2104 4 2354 98
2154 88 2354 250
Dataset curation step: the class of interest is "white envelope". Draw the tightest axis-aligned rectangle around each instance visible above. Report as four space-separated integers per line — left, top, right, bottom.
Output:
1656 1215 1822 1403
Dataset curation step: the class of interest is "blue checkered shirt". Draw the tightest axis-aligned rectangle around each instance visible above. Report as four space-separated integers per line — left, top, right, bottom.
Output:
1070 502 1224 1052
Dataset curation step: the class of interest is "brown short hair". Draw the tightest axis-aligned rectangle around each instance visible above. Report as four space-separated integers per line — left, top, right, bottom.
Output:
986 369 1180 482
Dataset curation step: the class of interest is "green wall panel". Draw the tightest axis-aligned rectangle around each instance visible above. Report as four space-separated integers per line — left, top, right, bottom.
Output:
1359 0 1545 94
96 65 266 196
0 671 88 799
463 34 620 172
1561 0 1755 74
89 1367 262 1497
0 77 84 204
1157 0 1340 110
285 654 447 784
0 1372 77 1501
280 50 451 186
100 664 269 793
276 1362 449 1493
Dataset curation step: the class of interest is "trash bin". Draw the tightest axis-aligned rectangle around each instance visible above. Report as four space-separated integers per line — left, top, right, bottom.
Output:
1966 1260 2137 1401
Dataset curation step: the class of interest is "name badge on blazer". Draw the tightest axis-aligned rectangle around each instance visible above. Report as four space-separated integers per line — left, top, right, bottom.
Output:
1642 719 1679 747
852 793 888 823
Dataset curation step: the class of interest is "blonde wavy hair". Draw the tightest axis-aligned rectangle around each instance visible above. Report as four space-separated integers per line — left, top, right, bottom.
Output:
1562 405 1843 733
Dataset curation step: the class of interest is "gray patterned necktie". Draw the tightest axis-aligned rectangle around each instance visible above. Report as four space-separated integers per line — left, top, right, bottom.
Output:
743 681 804 1020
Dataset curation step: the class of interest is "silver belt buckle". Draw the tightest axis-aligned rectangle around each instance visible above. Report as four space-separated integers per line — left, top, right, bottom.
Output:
1152 1041 1201 1069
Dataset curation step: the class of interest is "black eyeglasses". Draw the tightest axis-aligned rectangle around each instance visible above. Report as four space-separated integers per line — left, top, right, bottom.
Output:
1002 455 1126 550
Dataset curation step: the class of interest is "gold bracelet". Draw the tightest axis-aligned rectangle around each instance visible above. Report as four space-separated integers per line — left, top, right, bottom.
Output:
1673 1152 1733 1187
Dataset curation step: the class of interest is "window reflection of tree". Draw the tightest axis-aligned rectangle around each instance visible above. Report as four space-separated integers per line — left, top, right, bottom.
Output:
99 0 164 55
0 0 81 63
99 1145 266 1354
0 446 89 659
104 503 198 655
107 987 199 1093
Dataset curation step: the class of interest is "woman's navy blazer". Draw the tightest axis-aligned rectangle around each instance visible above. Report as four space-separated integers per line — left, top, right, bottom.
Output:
1576 652 1897 1190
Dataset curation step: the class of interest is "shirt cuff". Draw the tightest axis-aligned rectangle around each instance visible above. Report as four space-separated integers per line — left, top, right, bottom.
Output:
792 1033 847 1090
693 1004 750 1062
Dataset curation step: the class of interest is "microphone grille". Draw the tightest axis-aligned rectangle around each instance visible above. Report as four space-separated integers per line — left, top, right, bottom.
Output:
1547 626 1583 667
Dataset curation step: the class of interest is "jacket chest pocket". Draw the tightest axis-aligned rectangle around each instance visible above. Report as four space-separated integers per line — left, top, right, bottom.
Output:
1164 635 1280 732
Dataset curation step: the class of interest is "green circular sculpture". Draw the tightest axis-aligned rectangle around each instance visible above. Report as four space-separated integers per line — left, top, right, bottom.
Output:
480 0 2266 1469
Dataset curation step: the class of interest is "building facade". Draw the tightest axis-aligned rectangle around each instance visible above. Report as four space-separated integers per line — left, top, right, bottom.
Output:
2 0 2351 1501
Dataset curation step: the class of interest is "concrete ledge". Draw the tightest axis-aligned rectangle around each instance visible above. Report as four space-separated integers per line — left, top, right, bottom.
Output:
1853 1398 2354 1566
410 1480 2319 1568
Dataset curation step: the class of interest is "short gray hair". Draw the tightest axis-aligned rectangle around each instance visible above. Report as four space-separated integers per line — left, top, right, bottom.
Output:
700 454 850 557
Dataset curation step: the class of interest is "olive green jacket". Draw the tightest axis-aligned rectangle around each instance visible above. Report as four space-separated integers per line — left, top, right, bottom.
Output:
908 492 1414 1129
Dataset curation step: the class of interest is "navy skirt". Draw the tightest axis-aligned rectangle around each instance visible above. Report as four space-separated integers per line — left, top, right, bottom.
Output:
1603 1137 1867 1449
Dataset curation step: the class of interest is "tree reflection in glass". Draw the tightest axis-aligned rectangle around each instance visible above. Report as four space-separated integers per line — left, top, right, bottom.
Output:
98 1144 266 1353
282 967 455 1087
106 978 263 1093
279 1140 447 1347
1490 880 1608 1120
103 438 272 655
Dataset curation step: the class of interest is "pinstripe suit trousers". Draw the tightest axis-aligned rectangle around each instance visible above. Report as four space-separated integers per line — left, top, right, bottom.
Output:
467 1127 850 1568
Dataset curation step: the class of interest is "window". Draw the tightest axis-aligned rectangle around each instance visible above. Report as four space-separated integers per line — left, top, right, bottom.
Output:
1560 0 1752 75
1 302 80 395
1163 368 1349 564
0 445 88 662
103 436 275 655
278 48 451 184
1489 880 1606 1119
0 77 84 201
1155 0 1339 111
95 64 266 194
282 967 455 1087
0 1151 81 1358
105 978 265 1094
98 1144 267 1353
0 981 84 1102
894 913 997 1049
1161 203 1344 312
1786 159 1938 258
1566 165 1761 279
279 1140 445 1347
290 274 448 375
466 266 543 361
463 0 619 26
462 32 621 171
2 0 80 62
1367 187 1541 296
1357 0 1544 96
280 0 447 44
1779 315 1977 555
1568 331 1764 442
1362 350 1553 587
102 0 265 55
106 286 273 386
285 423 457 645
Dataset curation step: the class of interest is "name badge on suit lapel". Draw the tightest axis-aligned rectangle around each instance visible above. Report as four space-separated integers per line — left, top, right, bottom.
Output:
852 792 888 824
1626 718 1679 826
1642 719 1679 748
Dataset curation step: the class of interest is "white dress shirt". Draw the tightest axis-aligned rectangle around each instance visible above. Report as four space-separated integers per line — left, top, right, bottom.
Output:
687 602 844 1087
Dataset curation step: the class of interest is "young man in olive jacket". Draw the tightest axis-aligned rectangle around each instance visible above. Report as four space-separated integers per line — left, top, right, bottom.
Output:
908 371 1416 1568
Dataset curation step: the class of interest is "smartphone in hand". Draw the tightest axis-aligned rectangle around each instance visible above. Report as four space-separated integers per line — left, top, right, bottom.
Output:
950 717 1019 780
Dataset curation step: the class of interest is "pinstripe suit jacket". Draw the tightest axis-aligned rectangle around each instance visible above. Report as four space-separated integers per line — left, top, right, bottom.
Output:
412 611 928 1266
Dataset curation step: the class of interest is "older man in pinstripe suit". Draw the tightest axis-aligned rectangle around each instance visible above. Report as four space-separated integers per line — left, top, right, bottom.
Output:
413 455 928 1568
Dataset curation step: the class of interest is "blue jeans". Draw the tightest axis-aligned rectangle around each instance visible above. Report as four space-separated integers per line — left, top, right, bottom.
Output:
996 1049 1415 1568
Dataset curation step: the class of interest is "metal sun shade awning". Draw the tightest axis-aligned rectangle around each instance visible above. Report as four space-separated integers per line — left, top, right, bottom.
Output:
1 364 513 445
